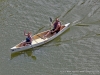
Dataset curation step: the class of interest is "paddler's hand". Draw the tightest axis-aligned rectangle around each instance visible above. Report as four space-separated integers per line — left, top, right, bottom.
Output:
51 30 55 33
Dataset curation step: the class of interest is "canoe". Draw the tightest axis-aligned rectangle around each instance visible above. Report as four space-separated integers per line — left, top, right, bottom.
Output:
11 23 70 53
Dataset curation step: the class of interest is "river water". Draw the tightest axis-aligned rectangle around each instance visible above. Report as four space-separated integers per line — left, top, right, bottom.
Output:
0 0 100 75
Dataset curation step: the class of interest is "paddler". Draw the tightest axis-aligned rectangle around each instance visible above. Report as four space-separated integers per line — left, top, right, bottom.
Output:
20 31 32 46
43 18 61 38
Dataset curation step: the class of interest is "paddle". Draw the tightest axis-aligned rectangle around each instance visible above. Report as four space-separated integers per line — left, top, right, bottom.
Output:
49 17 53 30
50 17 53 23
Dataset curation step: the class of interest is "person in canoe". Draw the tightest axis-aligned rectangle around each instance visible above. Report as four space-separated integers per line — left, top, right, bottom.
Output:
20 31 32 46
43 18 61 38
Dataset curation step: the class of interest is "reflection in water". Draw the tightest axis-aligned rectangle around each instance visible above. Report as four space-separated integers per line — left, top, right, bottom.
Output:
11 48 36 60
96 34 100 36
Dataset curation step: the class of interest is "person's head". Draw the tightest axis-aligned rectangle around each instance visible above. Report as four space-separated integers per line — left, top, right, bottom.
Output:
28 32 31 36
56 18 59 22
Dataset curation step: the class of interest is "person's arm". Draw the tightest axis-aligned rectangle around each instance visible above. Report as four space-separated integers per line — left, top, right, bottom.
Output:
24 31 28 36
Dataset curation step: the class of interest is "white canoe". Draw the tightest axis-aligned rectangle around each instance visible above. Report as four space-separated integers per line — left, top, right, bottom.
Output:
11 23 70 53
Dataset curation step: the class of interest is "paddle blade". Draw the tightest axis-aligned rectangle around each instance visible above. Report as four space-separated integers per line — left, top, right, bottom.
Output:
50 17 52 22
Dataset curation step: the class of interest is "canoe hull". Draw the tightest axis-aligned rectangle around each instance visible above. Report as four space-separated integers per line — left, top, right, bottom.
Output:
11 23 70 53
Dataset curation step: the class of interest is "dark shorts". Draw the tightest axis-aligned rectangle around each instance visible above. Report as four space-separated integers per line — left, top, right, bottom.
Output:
51 28 60 34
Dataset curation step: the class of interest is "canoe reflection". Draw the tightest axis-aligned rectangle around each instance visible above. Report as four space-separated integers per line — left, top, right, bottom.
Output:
11 48 36 60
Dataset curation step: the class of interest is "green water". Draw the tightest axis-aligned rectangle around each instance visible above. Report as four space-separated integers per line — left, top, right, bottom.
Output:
0 0 100 75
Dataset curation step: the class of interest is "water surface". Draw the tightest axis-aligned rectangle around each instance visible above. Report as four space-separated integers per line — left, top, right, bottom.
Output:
0 0 100 75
